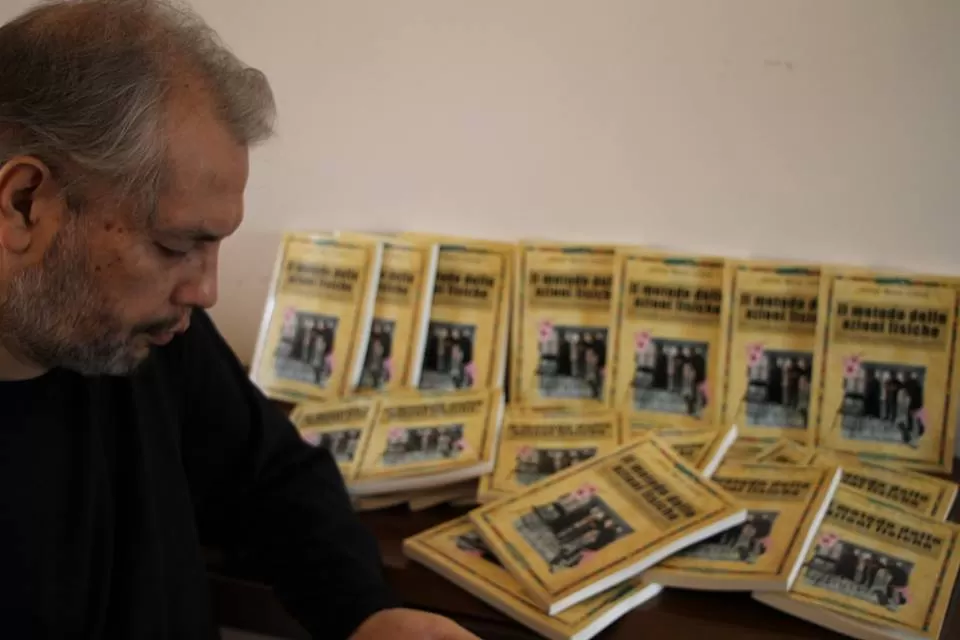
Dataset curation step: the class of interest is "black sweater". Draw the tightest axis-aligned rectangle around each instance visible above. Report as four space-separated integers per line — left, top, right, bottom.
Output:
0 310 396 639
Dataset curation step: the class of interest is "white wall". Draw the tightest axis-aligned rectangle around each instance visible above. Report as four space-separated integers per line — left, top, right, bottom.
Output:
5 1 960 454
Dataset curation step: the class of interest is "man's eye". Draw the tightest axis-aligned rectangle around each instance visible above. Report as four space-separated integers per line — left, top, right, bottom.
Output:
155 242 189 258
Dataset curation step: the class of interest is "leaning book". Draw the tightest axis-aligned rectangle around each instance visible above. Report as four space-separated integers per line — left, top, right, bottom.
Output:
511 242 618 409
403 517 662 640
651 424 739 478
646 462 842 592
348 388 504 496
469 433 747 614
716 260 820 444
290 397 379 481
338 233 439 394
477 410 624 503
809 269 960 473
610 250 725 430
250 232 382 403
403 235 513 394
753 486 960 640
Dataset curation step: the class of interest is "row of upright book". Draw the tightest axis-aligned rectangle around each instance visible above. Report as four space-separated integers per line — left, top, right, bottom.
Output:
289 388 959 640
251 230 960 474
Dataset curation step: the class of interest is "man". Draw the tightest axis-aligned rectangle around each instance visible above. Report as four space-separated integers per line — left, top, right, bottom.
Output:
0 1 477 638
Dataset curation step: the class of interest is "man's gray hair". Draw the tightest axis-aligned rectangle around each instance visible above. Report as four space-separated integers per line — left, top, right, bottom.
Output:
0 0 276 214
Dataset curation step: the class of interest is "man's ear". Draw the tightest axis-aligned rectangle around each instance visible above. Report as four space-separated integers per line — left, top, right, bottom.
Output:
0 156 63 254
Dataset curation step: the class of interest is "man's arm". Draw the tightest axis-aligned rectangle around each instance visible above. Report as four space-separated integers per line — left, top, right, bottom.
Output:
175 310 397 639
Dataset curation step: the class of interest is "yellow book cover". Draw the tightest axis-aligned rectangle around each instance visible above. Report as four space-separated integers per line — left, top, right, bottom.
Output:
469 434 747 614
753 439 819 466
412 240 512 393
350 388 504 496
611 250 725 430
289 397 379 483
810 269 960 473
717 260 820 443
477 411 624 503
511 243 618 409
250 232 382 403
647 463 843 592
403 517 663 640
814 450 958 522
754 486 960 640
654 425 739 478
725 436 780 462
336 234 439 394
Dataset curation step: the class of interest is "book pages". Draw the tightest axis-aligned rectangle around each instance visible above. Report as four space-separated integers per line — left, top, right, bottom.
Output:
412 240 512 393
344 235 438 394
810 269 960 473
512 243 618 409
611 251 725 430
753 439 819 466
404 517 663 640
648 463 842 591
290 397 380 483
725 436 780 462
717 260 820 443
652 425 738 478
782 486 960 640
350 388 503 495
478 411 623 502
470 434 747 614
250 232 382 403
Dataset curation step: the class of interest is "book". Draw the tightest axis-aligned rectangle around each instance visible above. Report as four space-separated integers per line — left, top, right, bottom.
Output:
725 436 780 462
408 237 513 393
653 424 739 478
469 433 747 614
610 250 725 430
814 450 958 522
338 233 439 394
511 242 618 409
753 439 819 466
753 486 960 640
809 268 960 473
349 388 505 496
477 410 624 503
716 260 820 443
404 517 663 640
646 462 843 591
250 232 382 402
290 397 379 481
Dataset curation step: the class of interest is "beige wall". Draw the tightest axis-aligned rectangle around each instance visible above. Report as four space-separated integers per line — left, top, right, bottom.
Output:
5 1 960 454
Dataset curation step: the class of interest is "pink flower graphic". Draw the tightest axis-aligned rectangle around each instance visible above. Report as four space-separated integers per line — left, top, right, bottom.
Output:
818 533 839 551
698 381 711 406
579 549 598 564
843 355 862 379
383 358 393 378
464 361 477 381
462 548 483 557
518 445 534 458
325 354 335 374
746 342 765 367
454 438 470 452
894 586 911 604
634 330 652 351
574 483 598 500
538 320 554 343
912 407 927 426
388 428 405 442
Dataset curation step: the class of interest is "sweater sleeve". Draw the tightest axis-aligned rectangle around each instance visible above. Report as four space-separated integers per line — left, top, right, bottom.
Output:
176 310 398 639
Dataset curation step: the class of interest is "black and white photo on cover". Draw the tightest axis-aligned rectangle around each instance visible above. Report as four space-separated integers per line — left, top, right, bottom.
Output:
357 319 395 391
453 531 502 567
381 424 467 466
627 332 708 417
535 321 607 400
803 534 913 611
834 358 926 447
274 309 338 386
513 485 633 574
513 446 599 486
677 511 777 564
301 428 363 464
420 321 477 391
741 345 812 429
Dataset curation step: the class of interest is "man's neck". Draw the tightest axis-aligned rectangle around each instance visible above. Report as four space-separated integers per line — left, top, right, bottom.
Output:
0 340 48 381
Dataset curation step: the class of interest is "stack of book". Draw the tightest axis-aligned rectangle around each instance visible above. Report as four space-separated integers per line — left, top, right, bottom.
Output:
247 230 960 638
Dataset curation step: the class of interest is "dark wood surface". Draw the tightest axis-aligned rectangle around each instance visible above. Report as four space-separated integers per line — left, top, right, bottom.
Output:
211 459 960 639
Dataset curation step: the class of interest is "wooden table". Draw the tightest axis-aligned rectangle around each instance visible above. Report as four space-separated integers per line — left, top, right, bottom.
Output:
211 460 960 639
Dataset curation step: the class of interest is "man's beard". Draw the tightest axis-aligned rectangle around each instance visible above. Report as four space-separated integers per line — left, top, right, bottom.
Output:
0 228 172 377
